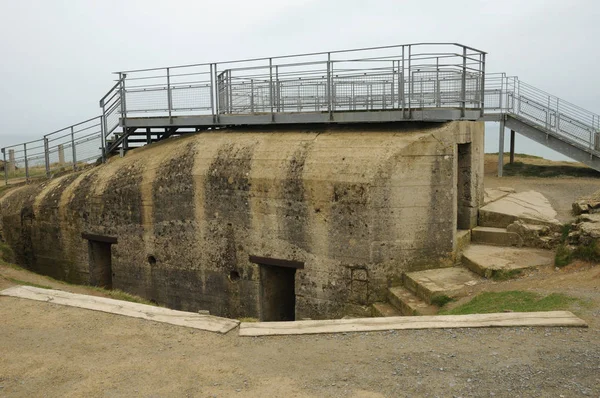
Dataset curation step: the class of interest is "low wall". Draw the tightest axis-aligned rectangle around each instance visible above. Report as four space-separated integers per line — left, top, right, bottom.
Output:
0 121 484 319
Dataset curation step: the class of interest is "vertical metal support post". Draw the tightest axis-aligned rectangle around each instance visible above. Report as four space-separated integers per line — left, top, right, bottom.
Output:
71 126 77 171
275 65 280 112
435 57 440 107
214 63 220 124
480 53 486 117
250 79 254 113
100 115 106 163
407 45 412 119
209 64 215 123
43 136 50 177
120 73 127 123
460 46 467 118
269 58 274 122
2 148 7 186
166 68 173 123
146 128 152 144
498 119 505 177
509 130 515 164
228 70 233 114
24 143 29 183
401 46 405 117
327 52 332 120
390 60 395 109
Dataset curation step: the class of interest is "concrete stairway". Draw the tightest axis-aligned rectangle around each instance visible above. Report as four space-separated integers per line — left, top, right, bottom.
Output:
373 189 559 317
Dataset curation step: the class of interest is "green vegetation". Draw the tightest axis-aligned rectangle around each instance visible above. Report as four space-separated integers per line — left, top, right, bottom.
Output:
490 269 523 281
487 152 543 159
87 287 158 306
238 317 259 323
503 161 600 178
431 294 453 307
6 277 53 290
0 242 15 263
440 291 579 315
554 223 600 267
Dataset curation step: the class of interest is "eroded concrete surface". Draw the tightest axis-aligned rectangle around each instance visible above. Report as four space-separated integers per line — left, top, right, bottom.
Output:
0 122 484 319
479 190 561 228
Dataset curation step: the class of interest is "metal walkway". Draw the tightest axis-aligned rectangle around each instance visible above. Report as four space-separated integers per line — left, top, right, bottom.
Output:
3 43 600 185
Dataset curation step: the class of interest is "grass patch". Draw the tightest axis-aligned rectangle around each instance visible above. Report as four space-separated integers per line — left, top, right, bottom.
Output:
430 295 453 307
491 269 523 281
440 291 579 315
0 242 15 263
486 152 543 159
6 277 53 290
503 161 600 178
555 240 600 268
86 286 157 306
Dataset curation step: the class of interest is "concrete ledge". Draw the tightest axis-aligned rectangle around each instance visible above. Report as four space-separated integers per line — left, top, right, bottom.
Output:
238 311 587 336
0 286 239 334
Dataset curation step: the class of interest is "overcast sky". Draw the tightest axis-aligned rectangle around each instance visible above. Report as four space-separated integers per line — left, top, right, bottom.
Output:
1 0 598 159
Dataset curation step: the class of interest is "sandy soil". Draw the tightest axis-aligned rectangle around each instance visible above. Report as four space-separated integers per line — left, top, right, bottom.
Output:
1 162 600 397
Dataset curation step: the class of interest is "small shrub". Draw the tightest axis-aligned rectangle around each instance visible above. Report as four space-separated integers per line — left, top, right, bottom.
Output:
431 295 453 307
555 244 573 267
560 224 572 241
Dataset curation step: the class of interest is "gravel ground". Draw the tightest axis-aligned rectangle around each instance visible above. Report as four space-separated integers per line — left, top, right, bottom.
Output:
0 262 599 398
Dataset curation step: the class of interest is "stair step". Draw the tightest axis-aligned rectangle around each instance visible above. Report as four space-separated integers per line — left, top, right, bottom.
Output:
462 244 555 279
471 226 523 247
456 229 471 252
403 267 482 304
388 286 438 316
372 302 402 317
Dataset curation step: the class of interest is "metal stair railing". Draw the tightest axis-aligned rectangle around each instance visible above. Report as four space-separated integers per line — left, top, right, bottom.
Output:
486 73 600 154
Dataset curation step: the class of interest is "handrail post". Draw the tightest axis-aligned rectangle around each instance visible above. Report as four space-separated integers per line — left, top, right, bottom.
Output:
24 143 29 183
269 58 274 122
166 67 173 123
120 73 127 127
100 115 106 163
435 57 440 107
461 46 467 118
71 126 77 171
2 148 7 186
401 46 405 118
407 45 412 119
480 52 486 117
214 63 220 123
327 52 332 120
44 136 50 178
209 64 215 124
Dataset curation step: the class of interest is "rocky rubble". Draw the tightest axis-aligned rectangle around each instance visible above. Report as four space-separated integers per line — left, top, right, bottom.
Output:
506 220 562 249
572 189 600 215
567 213 600 246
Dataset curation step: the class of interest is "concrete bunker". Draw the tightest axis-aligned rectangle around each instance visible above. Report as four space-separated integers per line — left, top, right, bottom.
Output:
82 233 117 289
250 255 304 322
0 121 484 320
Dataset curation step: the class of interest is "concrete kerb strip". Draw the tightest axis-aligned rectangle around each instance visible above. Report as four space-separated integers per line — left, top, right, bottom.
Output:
239 312 587 337
0 286 239 334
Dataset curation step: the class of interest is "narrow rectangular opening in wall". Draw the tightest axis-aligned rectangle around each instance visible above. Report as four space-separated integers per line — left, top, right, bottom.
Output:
82 233 117 290
249 255 304 322
456 142 473 230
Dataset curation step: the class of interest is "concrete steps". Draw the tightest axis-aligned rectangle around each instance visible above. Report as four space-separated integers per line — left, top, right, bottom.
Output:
403 267 482 304
462 244 555 279
471 226 523 247
372 302 402 317
387 286 438 316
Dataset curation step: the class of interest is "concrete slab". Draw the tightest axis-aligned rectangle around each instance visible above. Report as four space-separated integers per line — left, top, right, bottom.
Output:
238 311 587 336
404 267 482 303
0 286 239 334
471 226 523 247
479 191 561 228
388 286 438 316
484 187 516 206
462 244 555 278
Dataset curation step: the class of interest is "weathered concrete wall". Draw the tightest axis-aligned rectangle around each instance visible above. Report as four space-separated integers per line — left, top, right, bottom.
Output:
0 121 484 319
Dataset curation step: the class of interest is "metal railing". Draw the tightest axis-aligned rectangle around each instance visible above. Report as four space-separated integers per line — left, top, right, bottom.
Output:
3 43 600 186
485 73 600 153
105 43 486 124
2 116 104 185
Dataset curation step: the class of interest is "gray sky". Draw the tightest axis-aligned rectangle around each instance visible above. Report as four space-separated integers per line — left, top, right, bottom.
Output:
1 0 598 159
